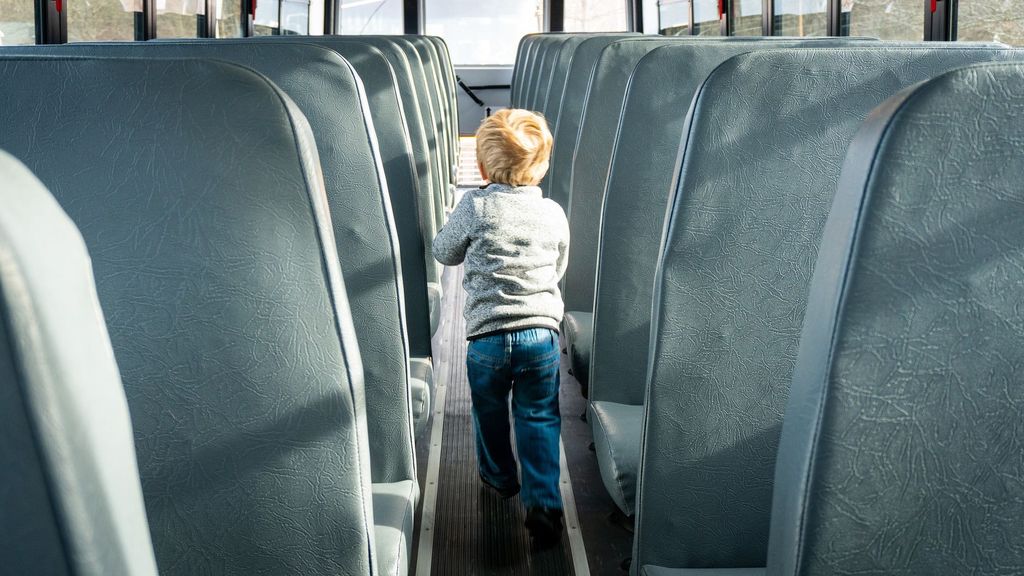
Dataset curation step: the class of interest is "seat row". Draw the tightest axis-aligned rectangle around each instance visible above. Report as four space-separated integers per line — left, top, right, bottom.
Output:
514 33 1024 574
0 34 458 576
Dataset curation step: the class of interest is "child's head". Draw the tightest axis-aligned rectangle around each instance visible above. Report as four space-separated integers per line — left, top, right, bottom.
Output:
475 109 553 187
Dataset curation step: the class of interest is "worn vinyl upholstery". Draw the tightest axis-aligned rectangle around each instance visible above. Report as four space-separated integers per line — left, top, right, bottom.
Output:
540 35 589 123
387 37 448 238
768 62 1024 576
425 36 459 181
406 36 454 209
589 38 876 517
344 36 445 335
16 41 419 492
545 34 636 209
0 151 159 576
561 37 688 389
633 46 1023 574
528 35 571 111
0 56 377 575
250 36 435 360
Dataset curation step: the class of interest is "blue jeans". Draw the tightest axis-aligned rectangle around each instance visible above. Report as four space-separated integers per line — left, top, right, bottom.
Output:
467 327 563 510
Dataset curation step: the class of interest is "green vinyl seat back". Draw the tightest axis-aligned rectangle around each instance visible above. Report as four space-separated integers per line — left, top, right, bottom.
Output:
404 35 454 209
588 38 878 518
560 36 694 392
768 60 1024 576
544 34 645 209
634 45 1024 574
13 40 419 490
0 150 159 576
0 55 377 575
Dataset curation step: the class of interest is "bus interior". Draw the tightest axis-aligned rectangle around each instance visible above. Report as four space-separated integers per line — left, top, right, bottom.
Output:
1 1 1023 575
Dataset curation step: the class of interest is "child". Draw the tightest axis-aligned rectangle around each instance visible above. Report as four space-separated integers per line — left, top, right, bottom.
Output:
433 108 569 547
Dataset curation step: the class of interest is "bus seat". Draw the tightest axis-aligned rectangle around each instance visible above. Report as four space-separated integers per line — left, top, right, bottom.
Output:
373 479 419 576
541 35 589 123
562 309 592 392
426 36 460 172
406 36 455 210
561 37 686 392
634 46 1024 574
589 38 878 518
333 36 446 336
265 37 435 359
545 34 636 209
768 60 1024 576
0 55 377 575
409 357 434 433
526 35 571 112
0 150 159 576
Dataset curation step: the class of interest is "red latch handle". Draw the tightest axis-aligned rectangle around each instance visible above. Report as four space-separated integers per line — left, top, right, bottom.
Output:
931 0 937 13
55 0 62 13
251 0 257 18
719 0 725 19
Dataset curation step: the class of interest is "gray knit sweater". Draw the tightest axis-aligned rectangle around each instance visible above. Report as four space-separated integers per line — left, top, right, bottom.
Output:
433 183 570 339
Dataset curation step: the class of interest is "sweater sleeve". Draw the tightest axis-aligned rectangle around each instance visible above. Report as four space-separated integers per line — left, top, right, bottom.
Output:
432 194 474 266
554 203 570 281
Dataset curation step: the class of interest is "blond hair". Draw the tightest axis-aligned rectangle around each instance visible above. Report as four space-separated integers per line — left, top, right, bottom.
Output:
475 108 553 187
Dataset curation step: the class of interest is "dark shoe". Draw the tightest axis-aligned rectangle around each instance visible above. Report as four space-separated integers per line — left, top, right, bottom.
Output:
479 473 520 499
525 507 563 549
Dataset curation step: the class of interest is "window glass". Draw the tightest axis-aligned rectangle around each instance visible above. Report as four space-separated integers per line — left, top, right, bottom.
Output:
339 0 402 34
564 0 628 32
156 0 203 38
254 0 309 34
67 0 141 42
692 0 721 35
840 0 921 40
957 0 1024 46
731 0 762 35
660 0 690 35
773 0 827 36
214 0 243 37
0 0 35 44
425 0 543 65
642 0 660 33
280 0 310 33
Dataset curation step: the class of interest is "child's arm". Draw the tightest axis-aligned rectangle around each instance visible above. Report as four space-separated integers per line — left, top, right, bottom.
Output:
554 210 570 280
432 196 474 266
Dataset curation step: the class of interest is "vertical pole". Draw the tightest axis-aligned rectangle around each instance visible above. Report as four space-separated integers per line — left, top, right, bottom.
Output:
763 0 774 35
403 0 419 34
324 0 337 34
549 0 565 32
826 0 841 35
36 0 66 43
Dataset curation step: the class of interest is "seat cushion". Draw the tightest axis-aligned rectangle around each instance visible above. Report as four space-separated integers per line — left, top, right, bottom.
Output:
562 311 593 387
642 567 766 576
428 282 442 336
373 480 419 576
591 401 644 516
409 357 434 433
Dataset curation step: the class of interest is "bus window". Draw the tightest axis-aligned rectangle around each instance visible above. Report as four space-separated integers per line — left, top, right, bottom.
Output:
0 0 34 44
659 0 690 35
338 0 403 34
425 0 543 65
840 0 921 40
642 0 659 33
564 0 628 32
692 0 722 35
773 0 827 36
731 0 763 35
67 0 140 41
957 0 1024 46
255 0 316 35
215 0 243 37
156 0 203 38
